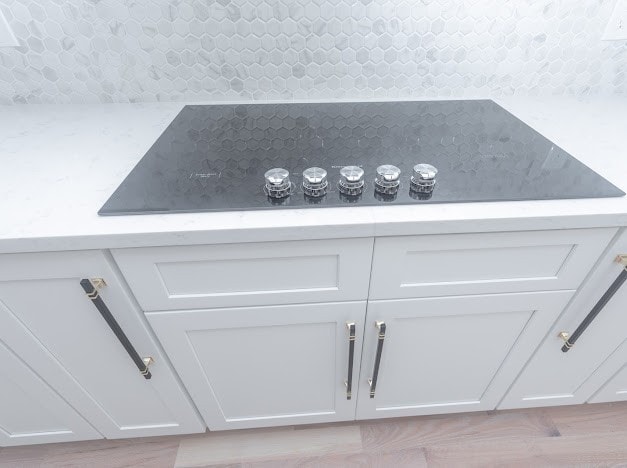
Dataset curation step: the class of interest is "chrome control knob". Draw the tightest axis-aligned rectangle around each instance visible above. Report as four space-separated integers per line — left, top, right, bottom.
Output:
410 163 438 193
302 167 328 197
338 166 365 196
374 164 401 195
264 167 292 199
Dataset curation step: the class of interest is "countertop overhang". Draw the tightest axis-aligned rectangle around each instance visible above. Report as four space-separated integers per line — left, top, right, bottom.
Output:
1 96 626 254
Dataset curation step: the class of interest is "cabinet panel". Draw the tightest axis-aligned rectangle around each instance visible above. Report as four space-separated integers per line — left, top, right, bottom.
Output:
147 302 366 430
0 339 100 446
500 231 627 409
587 341 627 404
369 229 615 299
112 238 373 311
356 291 572 420
0 251 204 439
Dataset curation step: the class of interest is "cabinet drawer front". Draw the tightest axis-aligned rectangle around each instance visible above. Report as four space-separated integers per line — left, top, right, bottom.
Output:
113 238 373 311
369 228 616 299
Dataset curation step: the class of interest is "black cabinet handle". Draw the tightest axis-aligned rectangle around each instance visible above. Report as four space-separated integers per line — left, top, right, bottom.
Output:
368 321 386 398
561 256 627 353
345 322 356 400
80 278 153 379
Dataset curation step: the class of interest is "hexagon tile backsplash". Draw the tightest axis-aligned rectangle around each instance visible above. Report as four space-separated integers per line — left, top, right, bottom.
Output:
0 0 625 105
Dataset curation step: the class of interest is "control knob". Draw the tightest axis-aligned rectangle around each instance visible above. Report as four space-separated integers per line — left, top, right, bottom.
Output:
338 166 365 196
302 167 328 197
410 163 438 193
264 168 292 199
374 164 401 195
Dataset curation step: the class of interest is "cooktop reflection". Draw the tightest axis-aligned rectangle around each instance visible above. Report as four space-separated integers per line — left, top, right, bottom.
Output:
99 100 624 215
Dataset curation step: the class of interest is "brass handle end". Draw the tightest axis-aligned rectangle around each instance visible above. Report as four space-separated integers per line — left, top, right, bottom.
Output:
90 278 107 289
141 356 155 376
558 332 573 349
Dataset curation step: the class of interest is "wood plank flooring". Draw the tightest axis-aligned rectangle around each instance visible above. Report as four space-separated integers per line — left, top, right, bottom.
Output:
2 402 627 467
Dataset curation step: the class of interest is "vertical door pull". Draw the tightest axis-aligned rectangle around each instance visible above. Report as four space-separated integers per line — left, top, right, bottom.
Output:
560 255 627 352
80 278 154 379
368 321 386 398
344 322 356 400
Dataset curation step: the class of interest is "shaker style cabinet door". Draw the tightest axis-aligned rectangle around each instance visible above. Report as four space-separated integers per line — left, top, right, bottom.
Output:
500 231 627 409
356 291 573 420
0 338 100 446
0 251 204 440
585 338 627 404
147 301 366 430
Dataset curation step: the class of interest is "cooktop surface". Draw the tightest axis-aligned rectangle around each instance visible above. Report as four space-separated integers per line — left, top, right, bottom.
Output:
99 100 624 215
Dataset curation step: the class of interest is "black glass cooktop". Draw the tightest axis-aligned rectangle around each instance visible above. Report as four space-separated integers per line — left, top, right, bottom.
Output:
99 100 624 215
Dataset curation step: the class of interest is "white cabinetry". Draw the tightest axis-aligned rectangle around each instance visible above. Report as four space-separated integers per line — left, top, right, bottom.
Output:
500 229 627 409
112 238 374 311
147 302 366 430
0 338 99 446
0 225 614 445
0 251 204 441
114 228 616 431
356 291 573 420
369 229 615 299
586 339 627 403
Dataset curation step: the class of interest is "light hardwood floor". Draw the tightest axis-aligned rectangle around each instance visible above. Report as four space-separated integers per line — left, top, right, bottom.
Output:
2 402 627 467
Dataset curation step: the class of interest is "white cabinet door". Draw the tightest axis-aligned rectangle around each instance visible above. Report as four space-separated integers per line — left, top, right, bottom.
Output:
112 238 373 311
147 301 366 430
0 251 204 440
369 228 616 299
500 230 627 409
356 291 572 420
585 339 627 404
0 339 100 446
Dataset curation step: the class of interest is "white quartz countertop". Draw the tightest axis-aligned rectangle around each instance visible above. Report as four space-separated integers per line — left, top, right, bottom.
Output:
1 96 626 254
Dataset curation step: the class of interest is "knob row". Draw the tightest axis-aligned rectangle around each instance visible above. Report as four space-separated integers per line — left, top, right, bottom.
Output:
264 164 437 199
